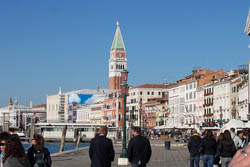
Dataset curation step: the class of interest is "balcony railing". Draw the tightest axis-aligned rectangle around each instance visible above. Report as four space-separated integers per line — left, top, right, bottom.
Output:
203 113 213 117
203 103 213 107
204 92 213 96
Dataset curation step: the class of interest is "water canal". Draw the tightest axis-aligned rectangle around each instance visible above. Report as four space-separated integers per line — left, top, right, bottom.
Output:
23 142 90 154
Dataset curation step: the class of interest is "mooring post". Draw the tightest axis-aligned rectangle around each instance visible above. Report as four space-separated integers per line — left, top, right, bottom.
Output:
59 125 67 152
29 118 35 146
75 129 81 149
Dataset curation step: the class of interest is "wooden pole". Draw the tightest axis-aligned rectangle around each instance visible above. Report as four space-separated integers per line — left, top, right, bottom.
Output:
59 125 67 152
3 113 5 132
29 118 35 146
75 130 81 149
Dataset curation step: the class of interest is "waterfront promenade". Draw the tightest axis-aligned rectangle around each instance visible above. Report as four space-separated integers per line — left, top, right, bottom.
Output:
51 139 191 167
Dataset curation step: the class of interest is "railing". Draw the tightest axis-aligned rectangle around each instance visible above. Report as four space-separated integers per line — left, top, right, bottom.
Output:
204 92 213 96
203 113 213 117
203 103 213 107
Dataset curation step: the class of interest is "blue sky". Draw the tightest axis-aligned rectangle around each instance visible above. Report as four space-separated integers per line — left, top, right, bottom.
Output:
0 0 250 106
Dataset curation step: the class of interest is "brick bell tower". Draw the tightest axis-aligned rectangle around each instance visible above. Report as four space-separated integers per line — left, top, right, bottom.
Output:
109 21 127 90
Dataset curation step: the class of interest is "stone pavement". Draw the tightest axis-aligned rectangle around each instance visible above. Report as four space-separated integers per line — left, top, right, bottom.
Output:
51 139 192 167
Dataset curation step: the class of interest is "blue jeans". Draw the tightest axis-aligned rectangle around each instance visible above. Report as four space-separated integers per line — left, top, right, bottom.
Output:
190 153 200 167
202 154 214 167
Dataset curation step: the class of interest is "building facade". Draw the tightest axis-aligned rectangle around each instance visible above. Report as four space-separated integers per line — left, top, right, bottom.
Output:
127 84 171 126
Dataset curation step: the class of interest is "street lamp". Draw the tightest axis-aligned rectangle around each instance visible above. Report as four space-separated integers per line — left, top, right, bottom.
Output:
120 70 129 159
220 106 223 128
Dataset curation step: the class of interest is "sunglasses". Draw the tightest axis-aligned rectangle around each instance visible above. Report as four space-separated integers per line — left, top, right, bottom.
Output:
0 143 5 146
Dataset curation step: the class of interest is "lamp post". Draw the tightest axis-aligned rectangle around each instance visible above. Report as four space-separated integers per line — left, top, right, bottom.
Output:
243 11 250 120
120 70 129 159
220 106 223 128
248 61 250 120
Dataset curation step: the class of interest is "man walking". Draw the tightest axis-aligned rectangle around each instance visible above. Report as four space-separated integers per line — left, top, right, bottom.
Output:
230 128 242 150
127 126 152 167
188 129 202 167
89 126 115 167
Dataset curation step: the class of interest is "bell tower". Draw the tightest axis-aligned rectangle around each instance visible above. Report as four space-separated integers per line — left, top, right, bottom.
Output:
109 21 127 90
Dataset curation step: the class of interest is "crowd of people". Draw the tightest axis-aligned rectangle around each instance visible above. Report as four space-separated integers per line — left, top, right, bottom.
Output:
188 128 250 167
0 132 51 167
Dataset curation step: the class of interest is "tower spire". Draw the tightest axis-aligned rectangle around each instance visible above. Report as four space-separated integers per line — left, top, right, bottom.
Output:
111 21 126 51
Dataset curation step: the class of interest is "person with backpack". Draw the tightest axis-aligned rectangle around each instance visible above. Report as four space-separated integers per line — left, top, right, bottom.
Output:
3 134 30 167
230 128 242 150
27 134 52 167
188 129 202 167
241 130 250 148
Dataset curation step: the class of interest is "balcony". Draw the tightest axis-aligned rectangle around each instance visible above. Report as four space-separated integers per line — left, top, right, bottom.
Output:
203 103 213 107
204 92 213 96
204 113 213 117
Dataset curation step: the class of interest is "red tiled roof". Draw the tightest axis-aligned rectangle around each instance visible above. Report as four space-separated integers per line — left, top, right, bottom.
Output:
135 83 176 89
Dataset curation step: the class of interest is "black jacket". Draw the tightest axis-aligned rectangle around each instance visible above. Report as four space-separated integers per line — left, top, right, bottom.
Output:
127 135 152 166
27 146 52 167
89 135 115 167
201 137 217 155
188 133 202 154
216 141 236 157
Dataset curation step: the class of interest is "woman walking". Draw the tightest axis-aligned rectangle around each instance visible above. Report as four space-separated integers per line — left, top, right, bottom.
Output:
216 130 236 167
27 134 52 167
200 130 217 167
3 134 30 167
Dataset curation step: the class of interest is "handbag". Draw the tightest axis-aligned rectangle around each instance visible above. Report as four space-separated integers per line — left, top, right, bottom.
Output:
214 155 220 165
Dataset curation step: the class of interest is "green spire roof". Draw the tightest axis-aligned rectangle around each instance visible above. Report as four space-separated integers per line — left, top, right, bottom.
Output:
111 21 126 51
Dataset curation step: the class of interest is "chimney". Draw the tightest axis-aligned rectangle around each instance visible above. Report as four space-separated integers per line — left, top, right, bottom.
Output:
58 87 62 95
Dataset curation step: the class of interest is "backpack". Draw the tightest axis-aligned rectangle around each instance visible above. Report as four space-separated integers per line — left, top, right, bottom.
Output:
242 136 249 148
34 151 47 167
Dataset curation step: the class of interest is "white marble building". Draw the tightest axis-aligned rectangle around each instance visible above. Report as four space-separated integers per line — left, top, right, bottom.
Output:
167 85 181 127
238 82 249 121
183 81 199 129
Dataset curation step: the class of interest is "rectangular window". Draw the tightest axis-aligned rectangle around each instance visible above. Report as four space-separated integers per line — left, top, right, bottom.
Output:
189 84 192 89
189 104 192 112
140 91 143 95
189 92 192 99
158 92 161 95
186 93 188 100
193 92 196 99
147 92 150 95
118 102 121 109
186 85 188 90
151 92 154 95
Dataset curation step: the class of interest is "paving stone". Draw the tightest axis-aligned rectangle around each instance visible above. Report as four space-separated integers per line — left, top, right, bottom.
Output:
52 139 194 167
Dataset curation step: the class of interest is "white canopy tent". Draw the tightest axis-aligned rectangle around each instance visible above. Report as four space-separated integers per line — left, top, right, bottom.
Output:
153 125 174 130
244 121 250 128
175 125 193 129
222 119 245 130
